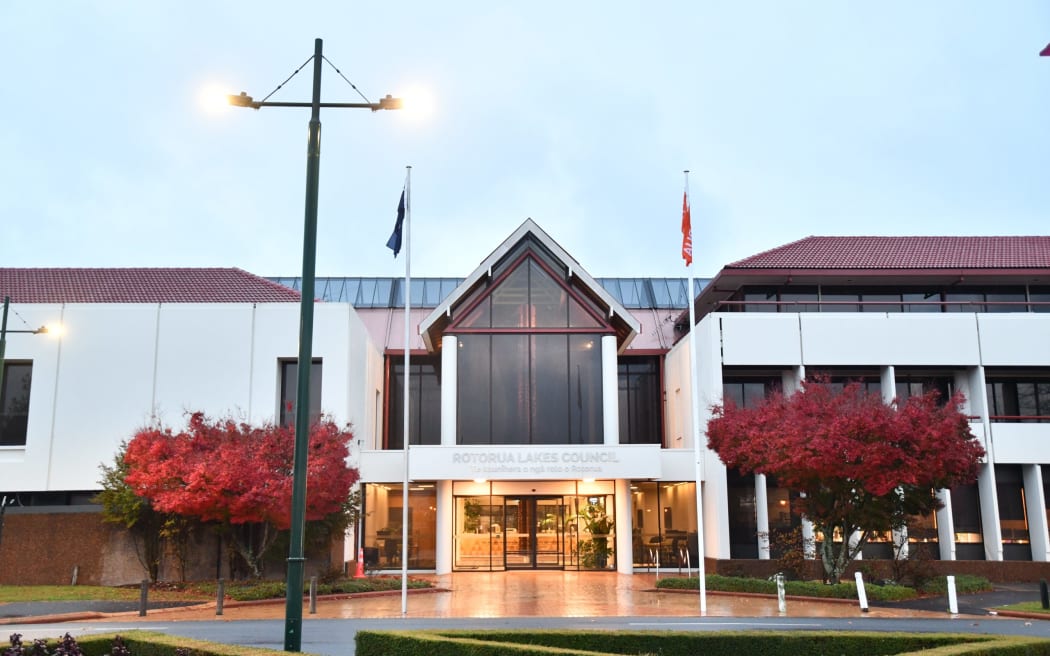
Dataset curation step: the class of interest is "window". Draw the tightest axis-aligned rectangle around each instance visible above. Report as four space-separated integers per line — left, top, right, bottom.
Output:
986 372 1050 423
0 362 32 446
387 356 441 449
363 482 437 569
278 359 322 427
894 372 954 406
452 243 611 446
618 357 661 444
722 375 781 409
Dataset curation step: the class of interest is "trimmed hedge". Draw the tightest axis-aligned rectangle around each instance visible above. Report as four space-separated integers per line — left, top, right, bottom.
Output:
656 573 919 601
193 576 432 602
355 630 1050 656
21 631 305 656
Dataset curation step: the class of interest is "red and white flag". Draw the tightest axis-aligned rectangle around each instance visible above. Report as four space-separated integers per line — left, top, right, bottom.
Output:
1041 42 1050 56
681 190 693 266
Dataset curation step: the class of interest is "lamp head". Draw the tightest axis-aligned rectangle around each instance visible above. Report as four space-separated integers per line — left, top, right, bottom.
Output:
228 92 258 109
376 94 403 111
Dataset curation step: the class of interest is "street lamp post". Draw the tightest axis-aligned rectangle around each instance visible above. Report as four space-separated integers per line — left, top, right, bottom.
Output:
0 296 49 402
228 38 401 652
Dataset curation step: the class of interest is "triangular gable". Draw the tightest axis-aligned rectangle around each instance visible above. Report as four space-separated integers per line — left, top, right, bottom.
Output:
419 219 640 352
449 250 609 332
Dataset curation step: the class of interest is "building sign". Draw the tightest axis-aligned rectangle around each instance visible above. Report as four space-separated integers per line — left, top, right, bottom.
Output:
408 444 661 480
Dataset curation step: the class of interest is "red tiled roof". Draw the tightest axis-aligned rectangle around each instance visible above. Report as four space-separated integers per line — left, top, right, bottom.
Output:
0 268 301 304
728 236 1050 270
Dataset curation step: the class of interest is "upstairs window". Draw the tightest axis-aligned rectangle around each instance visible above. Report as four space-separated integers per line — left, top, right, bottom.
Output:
386 355 441 448
618 357 662 445
0 362 32 446
278 359 322 427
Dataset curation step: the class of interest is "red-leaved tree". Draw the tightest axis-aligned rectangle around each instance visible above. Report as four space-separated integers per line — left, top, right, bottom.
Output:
123 412 358 578
707 378 985 583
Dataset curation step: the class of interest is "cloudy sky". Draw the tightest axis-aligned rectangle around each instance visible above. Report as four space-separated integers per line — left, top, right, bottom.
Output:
2 2 1048 279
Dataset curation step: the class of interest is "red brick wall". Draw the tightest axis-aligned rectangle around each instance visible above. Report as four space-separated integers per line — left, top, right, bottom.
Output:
0 509 346 585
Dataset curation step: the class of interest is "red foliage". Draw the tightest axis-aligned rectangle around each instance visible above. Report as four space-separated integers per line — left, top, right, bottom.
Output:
707 379 984 498
124 412 358 529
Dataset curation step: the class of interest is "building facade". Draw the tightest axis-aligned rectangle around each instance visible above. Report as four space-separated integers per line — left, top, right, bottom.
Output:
2 228 1049 582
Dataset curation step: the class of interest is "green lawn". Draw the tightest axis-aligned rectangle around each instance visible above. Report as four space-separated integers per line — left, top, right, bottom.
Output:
996 601 1050 614
0 584 208 603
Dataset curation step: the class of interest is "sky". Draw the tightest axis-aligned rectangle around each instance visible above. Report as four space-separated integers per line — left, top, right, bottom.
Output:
2 2 1048 280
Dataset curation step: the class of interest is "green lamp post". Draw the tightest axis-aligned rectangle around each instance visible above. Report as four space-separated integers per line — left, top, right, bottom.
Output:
227 38 401 652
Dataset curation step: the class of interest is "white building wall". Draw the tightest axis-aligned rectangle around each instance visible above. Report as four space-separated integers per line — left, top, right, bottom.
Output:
2 301 381 493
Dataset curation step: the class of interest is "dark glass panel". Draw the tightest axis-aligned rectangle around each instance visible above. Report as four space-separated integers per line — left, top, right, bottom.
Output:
726 469 758 559
569 335 603 444
743 289 777 312
491 334 530 444
722 383 744 408
458 296 491 329
568 296 603 328
819 292 860 312
491 265 530 327
618 358 661 444
902 291 942 312
1031 288 1050 313
531 335 569 443
457 335 491 444
1017 382 1039 421
860 292 902 313
945 291 985 313
1039 383 1050 416
995 465 1029 545
530 260 569 328
387 357 442 449
279 359 322 428
984 290 1027 313
779 288 819 312
0 363 32 446
951 482 983 535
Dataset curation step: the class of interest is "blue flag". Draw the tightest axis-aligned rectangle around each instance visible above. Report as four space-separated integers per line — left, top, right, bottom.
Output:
386 189 406 257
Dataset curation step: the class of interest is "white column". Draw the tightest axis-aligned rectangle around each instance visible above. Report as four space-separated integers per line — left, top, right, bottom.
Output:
755 473 770 559
435 480 453 574
601 335 619 445
615 478 632 574
1023 465 1049 562
936 488 956 560
441 335 458 446
881 365 896 405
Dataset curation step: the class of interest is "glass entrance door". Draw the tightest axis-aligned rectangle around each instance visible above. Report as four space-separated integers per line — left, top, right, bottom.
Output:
504 497 565 569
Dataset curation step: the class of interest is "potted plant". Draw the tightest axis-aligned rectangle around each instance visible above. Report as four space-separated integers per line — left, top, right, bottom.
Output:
463 498 482 533
577 502 614 568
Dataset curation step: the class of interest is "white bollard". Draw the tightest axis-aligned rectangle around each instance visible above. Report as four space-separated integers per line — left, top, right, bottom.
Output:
776 573 786 614
946 575 959 614
854 571 869 612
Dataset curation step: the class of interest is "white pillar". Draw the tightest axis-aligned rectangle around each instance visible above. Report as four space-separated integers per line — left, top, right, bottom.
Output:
615 478 632 574
435 480 453 574
936 488 956 560
601 335 619 445
441 335 457 446
1024 464 1050 562
801 517 816 559
755 473 770 559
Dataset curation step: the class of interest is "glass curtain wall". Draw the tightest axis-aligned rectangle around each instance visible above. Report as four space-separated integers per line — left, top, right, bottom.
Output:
452 490 617 571
630 482 698 568
362 483 437 570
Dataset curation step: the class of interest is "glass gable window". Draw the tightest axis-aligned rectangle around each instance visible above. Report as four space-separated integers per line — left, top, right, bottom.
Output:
618 357 661 445
279 359 322 427
452 244 611 446
0 362 32 447
387 356 441 449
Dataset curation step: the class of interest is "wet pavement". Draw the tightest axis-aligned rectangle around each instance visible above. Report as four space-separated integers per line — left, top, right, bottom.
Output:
2 571 1012 624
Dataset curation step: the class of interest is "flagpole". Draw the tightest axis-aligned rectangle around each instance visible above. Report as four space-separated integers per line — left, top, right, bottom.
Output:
683 170 707 614
401 165 412 616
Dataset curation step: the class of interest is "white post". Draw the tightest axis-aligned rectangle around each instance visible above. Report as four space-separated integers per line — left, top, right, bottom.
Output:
946 575 959 614
683 172 706 615
854 571 869 612
776 572 786 614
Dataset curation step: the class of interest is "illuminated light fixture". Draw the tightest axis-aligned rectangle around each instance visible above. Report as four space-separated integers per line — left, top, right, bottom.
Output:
473 479 487 484
582 478 595 483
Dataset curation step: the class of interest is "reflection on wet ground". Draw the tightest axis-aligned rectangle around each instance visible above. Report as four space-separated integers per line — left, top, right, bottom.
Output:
88 571 959 622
